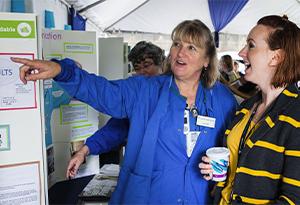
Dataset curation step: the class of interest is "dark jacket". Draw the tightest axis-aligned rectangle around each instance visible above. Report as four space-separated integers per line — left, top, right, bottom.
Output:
215 83 300 204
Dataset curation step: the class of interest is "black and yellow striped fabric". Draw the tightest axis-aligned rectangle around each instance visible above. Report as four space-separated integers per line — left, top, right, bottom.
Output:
214 83 300 205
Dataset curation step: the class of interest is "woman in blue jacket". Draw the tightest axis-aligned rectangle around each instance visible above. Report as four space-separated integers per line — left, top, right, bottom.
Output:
12 19 238 204
68 41 165 170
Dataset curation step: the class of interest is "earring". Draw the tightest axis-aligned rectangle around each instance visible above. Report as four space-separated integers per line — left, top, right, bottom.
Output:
204 66 207 71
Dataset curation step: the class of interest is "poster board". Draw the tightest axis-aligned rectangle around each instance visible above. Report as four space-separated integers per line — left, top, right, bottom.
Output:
98 37 125 128
0 12 47 205
41 28 99 187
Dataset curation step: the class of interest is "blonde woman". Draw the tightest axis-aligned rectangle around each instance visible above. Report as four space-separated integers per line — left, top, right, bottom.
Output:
12 19 237 204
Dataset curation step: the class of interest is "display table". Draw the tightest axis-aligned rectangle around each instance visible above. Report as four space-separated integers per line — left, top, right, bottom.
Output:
48 175 95 204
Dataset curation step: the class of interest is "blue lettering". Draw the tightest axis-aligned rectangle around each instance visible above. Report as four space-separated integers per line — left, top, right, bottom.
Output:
1 69 13 76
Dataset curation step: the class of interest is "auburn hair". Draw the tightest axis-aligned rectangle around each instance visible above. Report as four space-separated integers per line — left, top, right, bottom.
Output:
257 15 300 88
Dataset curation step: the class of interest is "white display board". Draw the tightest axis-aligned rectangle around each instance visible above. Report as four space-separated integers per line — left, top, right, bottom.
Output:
0 12 47 205
98 37 125 128
41 29 99 187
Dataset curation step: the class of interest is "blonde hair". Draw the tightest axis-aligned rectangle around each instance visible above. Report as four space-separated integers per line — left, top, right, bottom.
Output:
162 19 219 89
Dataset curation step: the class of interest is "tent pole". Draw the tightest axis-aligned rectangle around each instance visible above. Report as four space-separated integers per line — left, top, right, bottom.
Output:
104 0 150 32
78 0 107 13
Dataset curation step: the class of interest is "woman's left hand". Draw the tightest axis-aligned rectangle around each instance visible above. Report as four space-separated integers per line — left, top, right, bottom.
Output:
199 156 213 181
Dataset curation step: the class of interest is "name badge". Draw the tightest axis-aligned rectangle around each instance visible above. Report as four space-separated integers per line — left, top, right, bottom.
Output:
184 109 190 134
186 131 200 157
197 115 216 128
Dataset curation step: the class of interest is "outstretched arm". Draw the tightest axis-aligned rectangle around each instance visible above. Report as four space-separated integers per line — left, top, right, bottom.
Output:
11 57 62 84
85 118 130 155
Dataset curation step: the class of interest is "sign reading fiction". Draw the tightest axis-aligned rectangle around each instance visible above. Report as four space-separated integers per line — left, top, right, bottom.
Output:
41 30 62 41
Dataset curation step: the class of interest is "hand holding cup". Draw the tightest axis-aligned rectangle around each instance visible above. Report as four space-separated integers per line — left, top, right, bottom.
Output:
205 147 230 182
199 156 214 181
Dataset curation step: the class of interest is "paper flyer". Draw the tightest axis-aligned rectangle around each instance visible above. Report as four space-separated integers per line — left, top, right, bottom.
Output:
0 53 36 111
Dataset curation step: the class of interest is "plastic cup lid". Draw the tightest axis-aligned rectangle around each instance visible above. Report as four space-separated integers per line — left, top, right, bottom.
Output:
206 147 230 157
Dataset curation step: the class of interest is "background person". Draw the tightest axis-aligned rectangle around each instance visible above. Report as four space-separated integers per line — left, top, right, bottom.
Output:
200 14 300 204
66 41 165 174
234 60 258 96
129 41 165 76
219 74 250 105
219 54 238 83
233 60 241 79
12 19 238 204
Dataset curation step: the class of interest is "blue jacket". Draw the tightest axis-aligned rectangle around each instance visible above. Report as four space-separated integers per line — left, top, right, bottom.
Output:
53 58 238 205
85 117 129 155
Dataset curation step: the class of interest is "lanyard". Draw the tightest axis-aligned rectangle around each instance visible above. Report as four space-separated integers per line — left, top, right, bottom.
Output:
237 102 260 159
229 95 279 204
237 95 278 160
228 102 260 204
188 86 207 118
170 84 208 117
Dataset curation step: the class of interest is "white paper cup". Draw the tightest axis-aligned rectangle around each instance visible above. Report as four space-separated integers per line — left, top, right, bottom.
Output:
206 147 230 182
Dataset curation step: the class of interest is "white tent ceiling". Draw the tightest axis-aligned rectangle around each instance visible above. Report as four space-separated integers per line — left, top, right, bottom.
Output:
66 0 300 36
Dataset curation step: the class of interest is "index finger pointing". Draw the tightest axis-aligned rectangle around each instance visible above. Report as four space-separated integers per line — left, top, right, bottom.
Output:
11 57 42 70
11 57 31 65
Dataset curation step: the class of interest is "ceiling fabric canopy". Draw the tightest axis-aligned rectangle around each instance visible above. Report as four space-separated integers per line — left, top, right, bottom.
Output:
66 0 300 36
208 0 248 47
